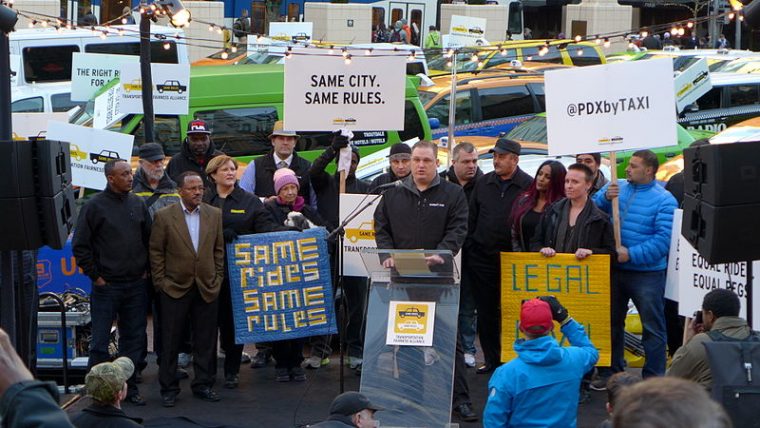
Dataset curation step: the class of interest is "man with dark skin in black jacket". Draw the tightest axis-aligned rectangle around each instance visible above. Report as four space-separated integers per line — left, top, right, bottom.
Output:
73 159 152 406
166 120 223 188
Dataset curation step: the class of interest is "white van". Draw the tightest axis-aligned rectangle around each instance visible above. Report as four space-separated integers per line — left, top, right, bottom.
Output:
10 25 189 87
11 82 80 115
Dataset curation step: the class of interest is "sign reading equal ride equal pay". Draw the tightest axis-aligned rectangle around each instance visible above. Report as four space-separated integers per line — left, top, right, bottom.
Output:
545 58 676 155
500 253 611 365
284 48 406 131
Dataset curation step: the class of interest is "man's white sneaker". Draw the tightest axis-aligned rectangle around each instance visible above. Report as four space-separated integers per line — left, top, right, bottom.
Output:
464 353 476 368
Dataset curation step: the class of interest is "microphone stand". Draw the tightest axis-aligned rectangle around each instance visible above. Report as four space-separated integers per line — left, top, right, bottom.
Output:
329 191 384 393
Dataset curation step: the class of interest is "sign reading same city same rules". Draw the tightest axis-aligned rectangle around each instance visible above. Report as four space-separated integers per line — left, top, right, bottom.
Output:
500 253 612 366
545 58 676 156
284 48 406 131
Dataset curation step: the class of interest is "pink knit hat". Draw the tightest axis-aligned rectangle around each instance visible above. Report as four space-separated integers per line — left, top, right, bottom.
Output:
274 174 300 195
273 167 295 183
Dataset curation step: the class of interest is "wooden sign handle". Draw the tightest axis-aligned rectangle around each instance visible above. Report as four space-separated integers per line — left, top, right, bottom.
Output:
339 170 347 194
609 151 622 248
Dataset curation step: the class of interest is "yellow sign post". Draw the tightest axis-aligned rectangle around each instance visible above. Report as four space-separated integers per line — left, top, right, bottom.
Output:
500 253 611 365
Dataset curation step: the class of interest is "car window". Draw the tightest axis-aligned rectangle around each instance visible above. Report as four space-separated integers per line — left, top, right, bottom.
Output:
726 84 760 107
399 100 426 141
521 46 562 64
479 85 534 121
426 91 472 126
23 45 80 83
12 96 44 113
568 44 602 66
51 92 84 113
692 87 722 111
529 83 545 110
131 115 183 155
483 49 519 68
505 116 547 144
85 41 179 64
195 107 279 157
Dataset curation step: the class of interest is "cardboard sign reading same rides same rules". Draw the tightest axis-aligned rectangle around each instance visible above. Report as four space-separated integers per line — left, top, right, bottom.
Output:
500 253 611 366
284 48 406 131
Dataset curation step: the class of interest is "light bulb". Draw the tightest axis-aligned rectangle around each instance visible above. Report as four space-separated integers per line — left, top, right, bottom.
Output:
221 51 228 59
574 35 581 42
163 42 170 50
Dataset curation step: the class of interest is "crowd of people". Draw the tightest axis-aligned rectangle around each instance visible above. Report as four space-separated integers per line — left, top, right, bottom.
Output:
0 122 753 427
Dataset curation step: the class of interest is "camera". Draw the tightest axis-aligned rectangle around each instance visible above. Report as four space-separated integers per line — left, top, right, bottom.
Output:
693 310 703 324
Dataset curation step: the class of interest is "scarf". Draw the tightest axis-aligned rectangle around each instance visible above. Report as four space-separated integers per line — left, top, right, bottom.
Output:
277 195 305 212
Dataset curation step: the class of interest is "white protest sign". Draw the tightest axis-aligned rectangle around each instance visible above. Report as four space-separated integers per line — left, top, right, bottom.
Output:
269 22 313 43
340 193 381 277
12 113 69 139
545 58 676 156
386 301 436 346
676 227 760 322
10 54 20 86
665 209 685 301
71 53 138 101
93 84 125 129
284 49 405 131
47 122 134 190
448 15 487 47
119 63 190 115
674 57 711 114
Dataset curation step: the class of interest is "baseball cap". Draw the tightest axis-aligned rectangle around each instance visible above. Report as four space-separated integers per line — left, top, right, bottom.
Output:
387 143 411 159
489 137 521 155
269 120 298 139
328 392 383 416
187 119 211 134
138 142 165 161
519 298 554 335
85 357 134 402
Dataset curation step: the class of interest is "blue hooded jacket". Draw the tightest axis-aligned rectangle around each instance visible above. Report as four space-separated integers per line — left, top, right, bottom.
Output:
483 320 598 428
592 180 677 271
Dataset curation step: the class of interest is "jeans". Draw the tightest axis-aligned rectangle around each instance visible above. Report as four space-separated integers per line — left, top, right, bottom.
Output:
458 272 477 356
89 279 148 395
610 269 667 378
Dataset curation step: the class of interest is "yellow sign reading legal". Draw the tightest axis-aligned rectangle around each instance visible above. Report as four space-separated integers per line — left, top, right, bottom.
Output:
500 253 611 366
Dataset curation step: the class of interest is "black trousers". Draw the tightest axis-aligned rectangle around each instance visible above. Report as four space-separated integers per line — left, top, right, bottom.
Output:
452 335 470 407
159 287 219 395
271 338 304 370
467 253 502 367
217 277 244 377
344 276 369 359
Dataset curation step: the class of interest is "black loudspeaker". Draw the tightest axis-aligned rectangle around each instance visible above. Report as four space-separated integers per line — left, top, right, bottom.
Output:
682 140 760 264
0 140 75 251
682 195 760 265
683 141 760 206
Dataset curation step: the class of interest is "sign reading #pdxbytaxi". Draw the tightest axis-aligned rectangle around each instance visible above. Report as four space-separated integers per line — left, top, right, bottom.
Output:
545 58 676 156
284 48 405 131
227 228 337 344
500 253 611 365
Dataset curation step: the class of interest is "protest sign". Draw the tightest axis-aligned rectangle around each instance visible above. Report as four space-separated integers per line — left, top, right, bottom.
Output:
119 62 190 115
93 83 124 129
500 253 611 365
545 58 676 156
448 15 488 47
12 113 68 139
227 228 337 343
284 48 405 131
46 122 134 190
36 240 91 295
665 209 687 301
71 53 138 101
339 193 382 277
386 301 436 346
674 57 711 114
269 22 313 43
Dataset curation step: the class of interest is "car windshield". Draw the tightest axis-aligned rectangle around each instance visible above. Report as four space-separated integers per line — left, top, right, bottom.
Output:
418 90 437 106
427 51 481 72
505 115 547 144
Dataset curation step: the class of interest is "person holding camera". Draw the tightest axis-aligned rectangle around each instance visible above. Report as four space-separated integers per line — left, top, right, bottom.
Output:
483 296 598 427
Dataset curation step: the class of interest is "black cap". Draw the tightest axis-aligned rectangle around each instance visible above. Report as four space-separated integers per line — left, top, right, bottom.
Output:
139 143 165 161
388 143 412 158
489 138 521 155
328 392 383 416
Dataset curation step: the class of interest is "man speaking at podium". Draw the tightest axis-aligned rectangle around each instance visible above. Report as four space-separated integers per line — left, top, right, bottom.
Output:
373 140 477 422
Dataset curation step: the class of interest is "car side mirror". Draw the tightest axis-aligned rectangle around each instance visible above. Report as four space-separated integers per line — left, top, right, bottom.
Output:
429 117 440 129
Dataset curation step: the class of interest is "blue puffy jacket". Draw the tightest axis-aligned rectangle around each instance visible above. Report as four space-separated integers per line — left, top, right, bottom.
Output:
592 180 677 272
483 320 599 428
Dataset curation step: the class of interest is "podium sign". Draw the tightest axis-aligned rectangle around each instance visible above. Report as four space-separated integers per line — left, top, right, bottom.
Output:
359 249 459 427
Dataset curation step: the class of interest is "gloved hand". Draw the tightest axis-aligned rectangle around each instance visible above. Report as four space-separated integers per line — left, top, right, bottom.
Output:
223 228 239 243
331 131 350 151
539 296 569 323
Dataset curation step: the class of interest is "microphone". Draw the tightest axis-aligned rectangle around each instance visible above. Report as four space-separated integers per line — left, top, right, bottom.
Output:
371 180 403 193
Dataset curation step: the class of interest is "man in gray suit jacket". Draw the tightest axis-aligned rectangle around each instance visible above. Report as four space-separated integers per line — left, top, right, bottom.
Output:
150 171 224 407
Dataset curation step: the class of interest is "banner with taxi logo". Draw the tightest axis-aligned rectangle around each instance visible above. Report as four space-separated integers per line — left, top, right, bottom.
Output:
500 253 611 365
386 301 436 346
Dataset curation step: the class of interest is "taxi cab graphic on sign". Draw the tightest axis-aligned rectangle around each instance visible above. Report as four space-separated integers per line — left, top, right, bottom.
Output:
386 301 436 346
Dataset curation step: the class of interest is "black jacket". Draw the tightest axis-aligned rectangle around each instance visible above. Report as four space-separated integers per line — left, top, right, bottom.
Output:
131 168 180 219
368 170 407 194
0 381 75 428
440 167 483 202
665 171 685 207
165 138 223 188
310 415 355 427
309 146 370 229
374 175 468 253
466 168 532 257
252 151 314 202
530 197 617 257
204 184 280 236
70 403 142 428
72 186 151 282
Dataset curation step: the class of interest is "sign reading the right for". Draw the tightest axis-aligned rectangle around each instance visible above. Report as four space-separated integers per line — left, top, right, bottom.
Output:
284 48 405 131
